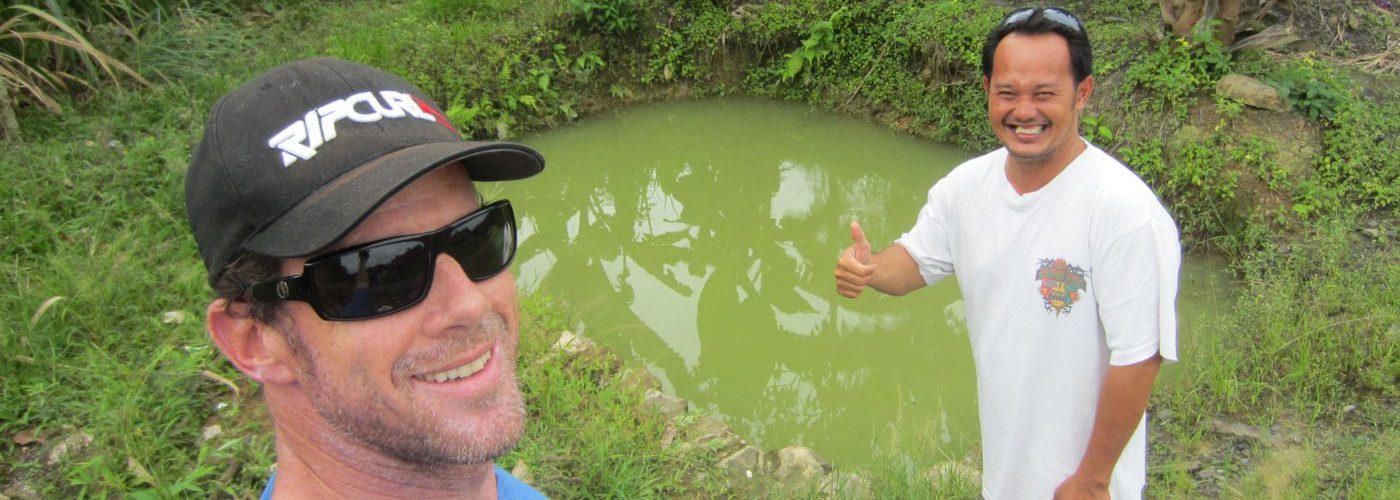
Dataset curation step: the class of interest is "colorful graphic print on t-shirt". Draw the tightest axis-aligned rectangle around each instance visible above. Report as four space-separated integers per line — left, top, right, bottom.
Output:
1034 258 1088 316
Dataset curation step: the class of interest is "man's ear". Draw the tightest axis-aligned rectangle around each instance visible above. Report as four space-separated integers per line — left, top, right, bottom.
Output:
206 299 299 385
1074 75 1095 111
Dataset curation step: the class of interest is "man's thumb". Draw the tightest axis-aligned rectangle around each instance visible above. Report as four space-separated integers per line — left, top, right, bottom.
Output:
850 222 871 263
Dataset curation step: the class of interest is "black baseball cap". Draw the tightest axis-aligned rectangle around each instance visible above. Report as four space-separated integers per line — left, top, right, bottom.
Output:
185 57 544 286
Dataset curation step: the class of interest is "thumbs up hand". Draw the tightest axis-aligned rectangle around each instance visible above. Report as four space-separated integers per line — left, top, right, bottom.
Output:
835 222 877 298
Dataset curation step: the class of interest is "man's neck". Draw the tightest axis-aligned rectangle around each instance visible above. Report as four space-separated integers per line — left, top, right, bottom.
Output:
1004 138 1088 195
267 405 496 499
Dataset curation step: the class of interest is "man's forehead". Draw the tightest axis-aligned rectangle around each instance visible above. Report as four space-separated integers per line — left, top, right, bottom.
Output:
326 164 478 253
993 33 1072 69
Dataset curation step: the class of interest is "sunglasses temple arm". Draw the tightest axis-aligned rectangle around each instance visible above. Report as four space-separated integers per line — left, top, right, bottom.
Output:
249 276 311 301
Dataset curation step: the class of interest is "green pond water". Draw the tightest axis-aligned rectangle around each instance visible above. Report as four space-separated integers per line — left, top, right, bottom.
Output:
500 97 1232 467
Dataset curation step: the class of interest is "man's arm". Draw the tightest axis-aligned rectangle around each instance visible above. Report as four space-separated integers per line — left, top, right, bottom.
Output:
834 222 927 297
1054 354 1163 499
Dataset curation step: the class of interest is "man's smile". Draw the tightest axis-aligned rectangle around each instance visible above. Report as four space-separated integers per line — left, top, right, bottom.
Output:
412 348 493 383
1013 124 1046 136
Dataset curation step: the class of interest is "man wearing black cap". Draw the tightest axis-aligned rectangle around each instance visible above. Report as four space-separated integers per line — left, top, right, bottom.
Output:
186 57 546 499
835 7 1180 500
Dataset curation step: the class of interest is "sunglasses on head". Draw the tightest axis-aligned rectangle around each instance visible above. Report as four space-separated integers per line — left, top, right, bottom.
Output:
1001 6 1083 33
250 199 517 321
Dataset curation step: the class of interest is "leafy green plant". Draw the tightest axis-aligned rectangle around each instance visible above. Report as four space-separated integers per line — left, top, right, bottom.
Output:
1123 20 1232 118
1268 62 1343 123
567 0 638 37
1080 113 1115 145
780 8 844 82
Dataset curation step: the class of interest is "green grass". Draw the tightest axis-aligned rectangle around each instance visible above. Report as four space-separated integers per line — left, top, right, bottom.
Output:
2 0 1397 497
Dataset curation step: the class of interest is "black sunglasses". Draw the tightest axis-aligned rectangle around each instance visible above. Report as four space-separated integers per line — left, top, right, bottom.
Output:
1001 7 1083 33
251 200 517 321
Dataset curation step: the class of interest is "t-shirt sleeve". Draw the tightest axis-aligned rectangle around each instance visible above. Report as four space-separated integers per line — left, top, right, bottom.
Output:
895 180 956 286
1092 217 1181 365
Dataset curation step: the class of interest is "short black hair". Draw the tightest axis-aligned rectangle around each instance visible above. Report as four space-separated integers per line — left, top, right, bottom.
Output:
213 251 285 325
981 6 1093 85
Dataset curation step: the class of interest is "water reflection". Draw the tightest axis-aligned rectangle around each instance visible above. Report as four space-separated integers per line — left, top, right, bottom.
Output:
504 98 1232 466
504 98 978 466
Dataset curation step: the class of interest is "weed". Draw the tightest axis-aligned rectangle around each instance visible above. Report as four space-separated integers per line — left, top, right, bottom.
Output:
1122 21 1232 120
567 0 638 37
1267 57 1344 123
1080 113 1115 145
780 8 844 82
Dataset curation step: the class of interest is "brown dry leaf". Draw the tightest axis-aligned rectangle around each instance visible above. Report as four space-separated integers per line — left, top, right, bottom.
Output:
200 370 241 397
29 296 65 325
127 456 156 486
12 429 40 445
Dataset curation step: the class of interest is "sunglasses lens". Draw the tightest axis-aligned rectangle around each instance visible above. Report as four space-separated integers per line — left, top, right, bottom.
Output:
1002 8 1033 26
1001 8 1081 33
314 241 431 319
1042 9 1082 32
448 203 515 280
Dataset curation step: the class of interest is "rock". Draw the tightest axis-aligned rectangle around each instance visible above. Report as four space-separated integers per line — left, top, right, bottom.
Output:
160 310 189 324
1216 74 1290 112
685 415 741 452
3 481 38 500
201 424 222 442
510 459 533 484
46 432 93 466
660 420 679 447
818 471 872 498
928 460 982 487
719 445 762 481
1211 418 1267 441
615 367 662 394
551 331 598 357
643 389 688 420
769 446 829 485
11 430 39 446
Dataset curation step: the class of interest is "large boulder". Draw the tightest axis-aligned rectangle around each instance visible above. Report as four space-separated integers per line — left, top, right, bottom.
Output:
1216 74 1290 112
719 445 763 481
614 367 662 394
768 446 830 485
642 389 688 420
550 330 601 357
45 432 93 466
818 471 873 498
683 415 742 452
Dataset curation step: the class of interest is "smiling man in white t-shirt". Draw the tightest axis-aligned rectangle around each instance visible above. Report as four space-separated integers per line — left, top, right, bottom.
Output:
834 7 1181 499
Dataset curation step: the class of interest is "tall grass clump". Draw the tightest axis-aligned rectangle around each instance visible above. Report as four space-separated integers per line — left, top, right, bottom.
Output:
1162 218 1398 423
0 4 148 136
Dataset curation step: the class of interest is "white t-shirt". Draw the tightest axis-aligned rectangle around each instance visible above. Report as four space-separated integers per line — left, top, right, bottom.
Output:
896 143 1180 499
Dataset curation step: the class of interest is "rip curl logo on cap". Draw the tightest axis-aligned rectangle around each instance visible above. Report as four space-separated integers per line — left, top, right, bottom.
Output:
1034 258 1087 317
267 90 458 167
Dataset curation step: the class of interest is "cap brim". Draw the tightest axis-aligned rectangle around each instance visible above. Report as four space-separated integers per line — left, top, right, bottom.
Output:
243 141 543 258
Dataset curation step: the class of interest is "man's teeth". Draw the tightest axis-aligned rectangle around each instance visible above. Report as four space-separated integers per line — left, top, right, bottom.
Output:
418 351 492 383
1014 125 1045 135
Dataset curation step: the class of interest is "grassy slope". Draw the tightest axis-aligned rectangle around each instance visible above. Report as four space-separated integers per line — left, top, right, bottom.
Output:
1 0 1395 497
0 2 720 498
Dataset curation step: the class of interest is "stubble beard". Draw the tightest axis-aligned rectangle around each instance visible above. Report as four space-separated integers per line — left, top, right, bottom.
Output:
285 313 527 468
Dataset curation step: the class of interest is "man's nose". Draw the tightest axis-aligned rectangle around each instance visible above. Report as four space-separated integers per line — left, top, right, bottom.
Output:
1011 95 1039 121
418 252 491 333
